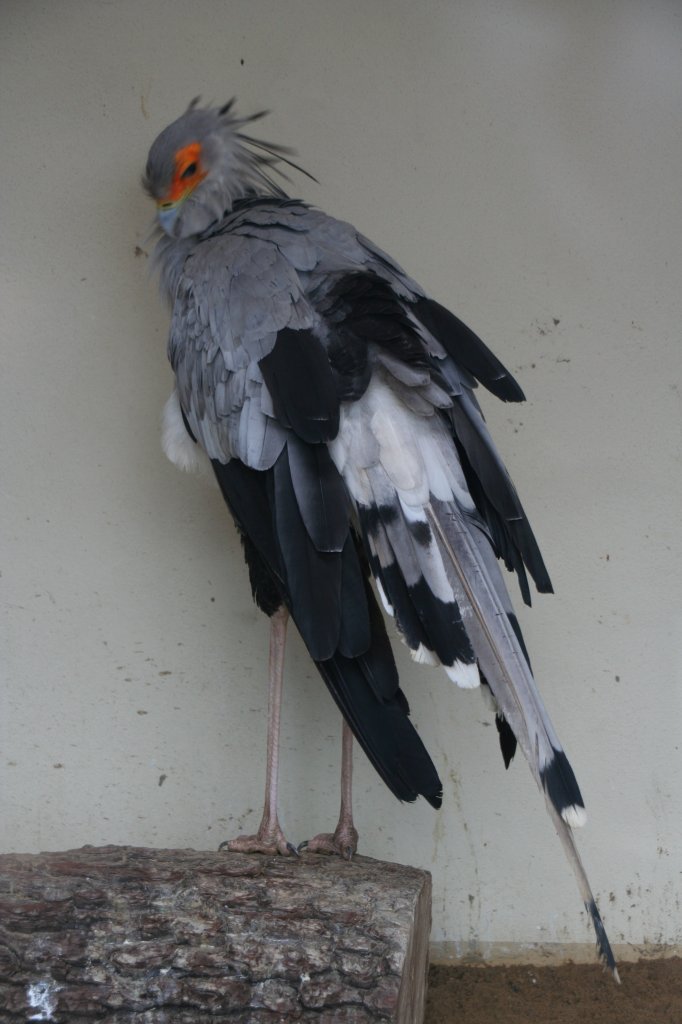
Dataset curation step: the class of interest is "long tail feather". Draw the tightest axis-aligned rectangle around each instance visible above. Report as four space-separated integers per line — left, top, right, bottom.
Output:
425 503 584 823
424 503 617 976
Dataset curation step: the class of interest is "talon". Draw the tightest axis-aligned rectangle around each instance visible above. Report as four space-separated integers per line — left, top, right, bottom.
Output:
220 821 296 856
299 827 358 859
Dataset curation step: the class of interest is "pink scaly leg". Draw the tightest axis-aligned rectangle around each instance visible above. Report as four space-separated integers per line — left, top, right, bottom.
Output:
300 719 359 860
220 607 297 857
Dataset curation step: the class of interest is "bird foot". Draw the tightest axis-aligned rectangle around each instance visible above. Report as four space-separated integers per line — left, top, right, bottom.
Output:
299 822 359 860
219 819 298 858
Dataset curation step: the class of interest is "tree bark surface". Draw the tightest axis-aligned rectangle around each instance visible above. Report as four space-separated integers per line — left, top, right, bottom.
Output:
0 845 432 1023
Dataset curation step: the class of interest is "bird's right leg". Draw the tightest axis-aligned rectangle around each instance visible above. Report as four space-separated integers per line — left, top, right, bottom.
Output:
298 719 359 859
220 606 297 856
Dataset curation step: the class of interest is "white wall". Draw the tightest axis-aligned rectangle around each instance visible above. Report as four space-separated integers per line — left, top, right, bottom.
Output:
2 0 681 960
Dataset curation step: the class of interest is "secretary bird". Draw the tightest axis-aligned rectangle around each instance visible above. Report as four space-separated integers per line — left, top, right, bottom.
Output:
142 98 617 977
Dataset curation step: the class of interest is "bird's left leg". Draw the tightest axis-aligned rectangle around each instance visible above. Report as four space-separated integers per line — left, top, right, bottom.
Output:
220 606 297 857
299 719 359 860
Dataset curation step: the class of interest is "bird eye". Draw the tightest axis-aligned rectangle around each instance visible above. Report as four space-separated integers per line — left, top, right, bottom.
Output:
166 143 206 202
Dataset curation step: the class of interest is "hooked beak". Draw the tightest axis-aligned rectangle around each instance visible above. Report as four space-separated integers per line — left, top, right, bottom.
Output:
157 201 181 235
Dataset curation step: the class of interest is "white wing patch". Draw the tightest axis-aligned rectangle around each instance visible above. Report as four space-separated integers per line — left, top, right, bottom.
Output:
330 373 472 509
162 389 211 473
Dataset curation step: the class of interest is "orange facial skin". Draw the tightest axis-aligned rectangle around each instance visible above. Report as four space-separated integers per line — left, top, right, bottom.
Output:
158 142 207 208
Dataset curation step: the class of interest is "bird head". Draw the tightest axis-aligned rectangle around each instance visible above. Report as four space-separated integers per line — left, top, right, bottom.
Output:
143 98 313 239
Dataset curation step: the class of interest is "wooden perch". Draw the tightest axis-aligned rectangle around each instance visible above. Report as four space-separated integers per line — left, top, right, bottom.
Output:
0 845 432 1022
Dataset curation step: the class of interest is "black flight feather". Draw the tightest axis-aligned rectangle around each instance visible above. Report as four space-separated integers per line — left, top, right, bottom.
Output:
286 435 349 553
239 531 284 618
271 447 343 661
449 393 553 598
259 327 340 443
413 295 526 402
316 648 443 808
212 452 441 808
212 459 283 582
336 533 372 660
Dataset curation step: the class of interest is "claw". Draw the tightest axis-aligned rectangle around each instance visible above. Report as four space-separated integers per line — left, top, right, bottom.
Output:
299 824 359 859
220 820 297 857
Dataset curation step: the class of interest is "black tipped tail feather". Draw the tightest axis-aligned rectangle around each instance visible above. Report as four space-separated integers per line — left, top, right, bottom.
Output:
541 746 586 829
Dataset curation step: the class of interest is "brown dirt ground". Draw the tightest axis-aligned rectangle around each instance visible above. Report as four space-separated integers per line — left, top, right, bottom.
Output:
425 958 682 1024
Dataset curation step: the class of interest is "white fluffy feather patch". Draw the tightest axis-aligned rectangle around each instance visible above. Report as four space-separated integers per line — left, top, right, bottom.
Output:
562 804 588 828
445 660 481 689
162 389 207 472
411 643 440 667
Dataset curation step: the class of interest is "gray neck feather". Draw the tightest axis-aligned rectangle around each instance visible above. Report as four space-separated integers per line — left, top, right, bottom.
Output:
152 233 196 305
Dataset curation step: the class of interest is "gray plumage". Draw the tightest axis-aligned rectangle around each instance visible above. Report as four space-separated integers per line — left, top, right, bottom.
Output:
143 99 617 977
